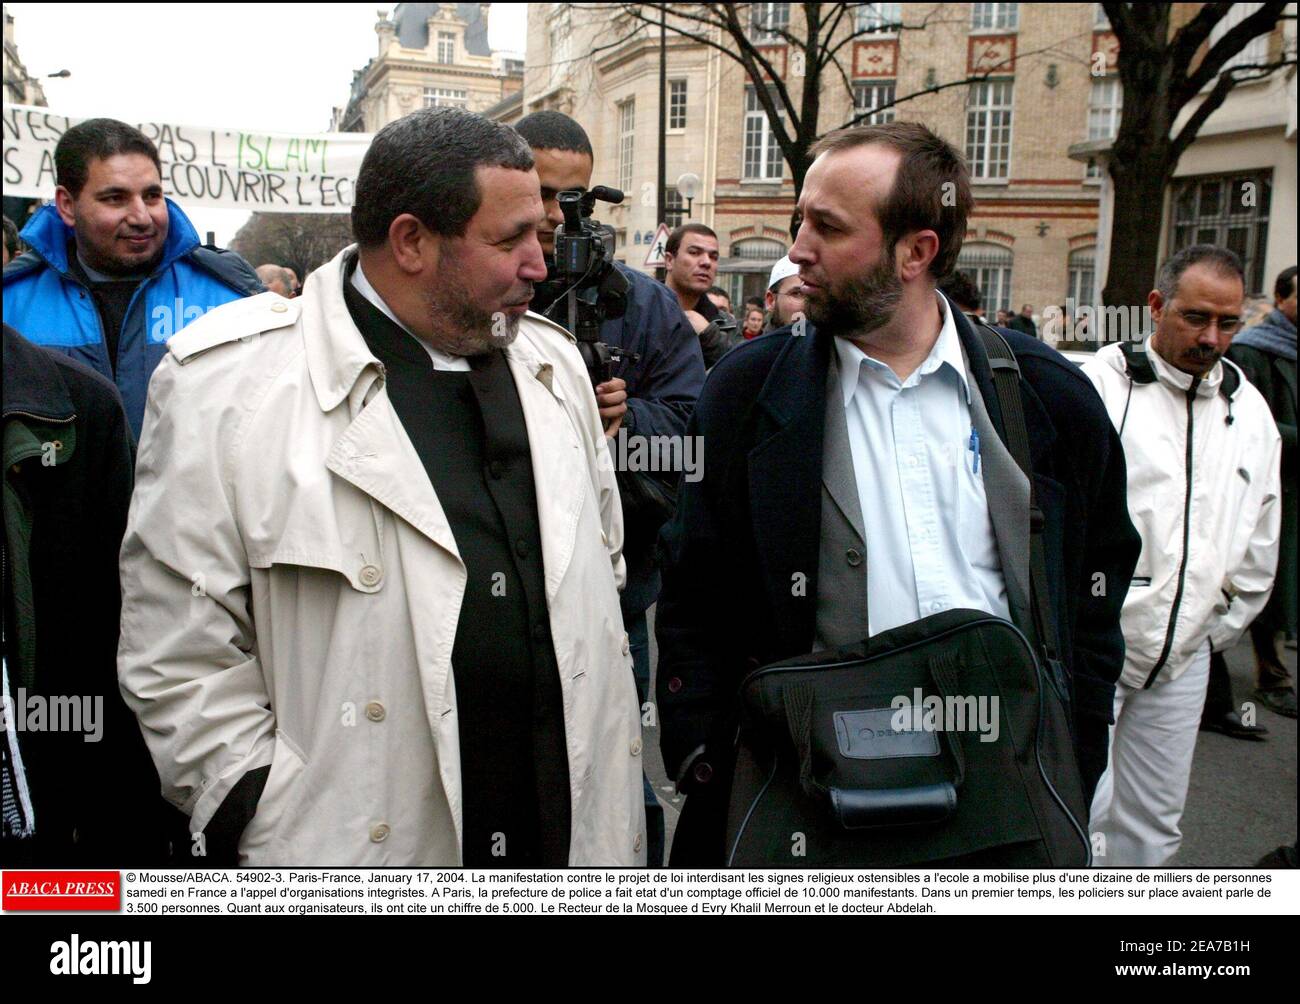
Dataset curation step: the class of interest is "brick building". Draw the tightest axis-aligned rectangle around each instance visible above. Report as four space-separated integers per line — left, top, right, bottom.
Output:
1073 3 1296 305
511 2 1293 328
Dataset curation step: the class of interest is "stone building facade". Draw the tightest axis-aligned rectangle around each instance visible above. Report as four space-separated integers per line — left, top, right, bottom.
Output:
512 3 1292 328
337 3 523 133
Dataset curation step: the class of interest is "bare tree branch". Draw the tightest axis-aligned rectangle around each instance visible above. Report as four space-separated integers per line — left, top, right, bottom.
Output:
1169 1 1234 72
608 2 800 130
1171 57 1298 162
1100 1 1136 38
1180 1 1289 101
815 0 852 68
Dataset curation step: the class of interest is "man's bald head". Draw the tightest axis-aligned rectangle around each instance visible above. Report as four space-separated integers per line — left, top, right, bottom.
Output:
256 263 293 296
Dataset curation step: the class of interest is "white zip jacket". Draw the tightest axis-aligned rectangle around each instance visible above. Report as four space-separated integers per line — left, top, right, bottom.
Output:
1082 341 1280 689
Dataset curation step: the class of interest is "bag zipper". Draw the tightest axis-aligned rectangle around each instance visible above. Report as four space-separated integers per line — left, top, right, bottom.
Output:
2 412 76 425
1143 378 1199 688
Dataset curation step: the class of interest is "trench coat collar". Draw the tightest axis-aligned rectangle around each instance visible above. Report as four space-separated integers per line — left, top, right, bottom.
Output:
301 246 570 414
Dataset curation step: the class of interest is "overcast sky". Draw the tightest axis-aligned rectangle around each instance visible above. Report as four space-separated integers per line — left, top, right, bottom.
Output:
6 3 529 244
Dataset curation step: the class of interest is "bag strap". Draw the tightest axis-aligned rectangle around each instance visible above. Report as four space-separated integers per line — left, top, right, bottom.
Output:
975 325 1063 674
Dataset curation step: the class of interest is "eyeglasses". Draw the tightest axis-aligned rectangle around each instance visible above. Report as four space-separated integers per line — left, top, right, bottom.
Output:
1173 307 1242 334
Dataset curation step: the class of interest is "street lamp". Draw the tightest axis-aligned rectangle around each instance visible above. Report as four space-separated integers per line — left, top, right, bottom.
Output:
669 172 700 225
6 67 71 82
4 67 71 101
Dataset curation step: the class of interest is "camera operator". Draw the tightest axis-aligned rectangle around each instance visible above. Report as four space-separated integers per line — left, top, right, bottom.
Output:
514 112 706 868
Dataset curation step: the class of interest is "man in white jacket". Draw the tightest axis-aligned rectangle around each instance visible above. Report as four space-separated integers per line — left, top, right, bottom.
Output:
118 108 645 867
1082 245 1281 867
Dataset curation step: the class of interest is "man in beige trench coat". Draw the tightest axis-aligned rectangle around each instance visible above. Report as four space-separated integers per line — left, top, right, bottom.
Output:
118 108 646 867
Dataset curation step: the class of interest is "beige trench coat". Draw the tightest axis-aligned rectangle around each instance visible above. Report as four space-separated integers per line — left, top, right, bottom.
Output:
118 248 646 866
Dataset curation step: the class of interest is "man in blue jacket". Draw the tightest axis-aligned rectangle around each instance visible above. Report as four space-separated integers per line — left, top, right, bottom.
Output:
514 111 706 867
3 119 262 439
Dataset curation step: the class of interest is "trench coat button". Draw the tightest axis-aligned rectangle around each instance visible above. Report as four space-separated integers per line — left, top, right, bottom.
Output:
365 701 386 722
667 676 683 694
359 564 383 587
846 548 863 567
621 633 631 656
532 623 548 643
630 738 642 756
634 834 643 853
52 440 63 451
693 761 714 785
515 539 529 559
271 302 288 313
370 823 390 843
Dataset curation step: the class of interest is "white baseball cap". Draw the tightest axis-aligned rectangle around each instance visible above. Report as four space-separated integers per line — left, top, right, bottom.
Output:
767 255 799 291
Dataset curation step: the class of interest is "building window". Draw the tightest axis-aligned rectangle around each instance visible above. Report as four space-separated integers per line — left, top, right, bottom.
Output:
856 3 901 34
424 87 468 108
751 2 790 42
618 98 635 193
729 237 786 260
1209 2 1269 76
1170 171 1272 294
437 31 456 64
743 84 784 181
971 3 1019 31
723 237 787 305
965 80 1013 180
669 79 688 130
853 80 896 124
1068 247 1096 308
957 244 1013 314
548 7 571 87
1085 77 1122 179
663 188 686 222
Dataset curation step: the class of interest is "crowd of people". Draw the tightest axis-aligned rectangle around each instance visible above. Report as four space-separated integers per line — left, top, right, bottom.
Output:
1 106 1293 869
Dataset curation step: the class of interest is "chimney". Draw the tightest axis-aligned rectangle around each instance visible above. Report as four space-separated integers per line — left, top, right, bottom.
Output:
376 9 395 56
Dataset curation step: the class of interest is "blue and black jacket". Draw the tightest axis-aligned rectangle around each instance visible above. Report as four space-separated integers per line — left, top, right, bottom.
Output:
3 199 263 438
603 262 706 614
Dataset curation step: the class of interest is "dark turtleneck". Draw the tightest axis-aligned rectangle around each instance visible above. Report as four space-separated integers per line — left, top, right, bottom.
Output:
341 258 571 867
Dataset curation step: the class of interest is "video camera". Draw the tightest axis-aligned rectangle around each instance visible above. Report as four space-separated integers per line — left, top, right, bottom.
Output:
541 186 635 385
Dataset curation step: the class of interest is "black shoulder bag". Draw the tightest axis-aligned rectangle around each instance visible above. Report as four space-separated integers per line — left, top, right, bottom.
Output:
722 327 1092 867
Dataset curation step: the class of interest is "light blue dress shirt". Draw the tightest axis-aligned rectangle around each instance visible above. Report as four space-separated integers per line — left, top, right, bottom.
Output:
833 294 1009 635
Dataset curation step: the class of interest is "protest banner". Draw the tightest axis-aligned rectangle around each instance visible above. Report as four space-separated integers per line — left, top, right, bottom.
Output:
2 105 371 213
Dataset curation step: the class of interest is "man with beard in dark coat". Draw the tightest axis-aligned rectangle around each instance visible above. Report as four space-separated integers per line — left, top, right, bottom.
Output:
655 122 1139 865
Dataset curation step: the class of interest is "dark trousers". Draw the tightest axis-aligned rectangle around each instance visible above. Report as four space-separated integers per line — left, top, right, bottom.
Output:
1203 650 1236 721
626 608 665 867
1251 620 1294 692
